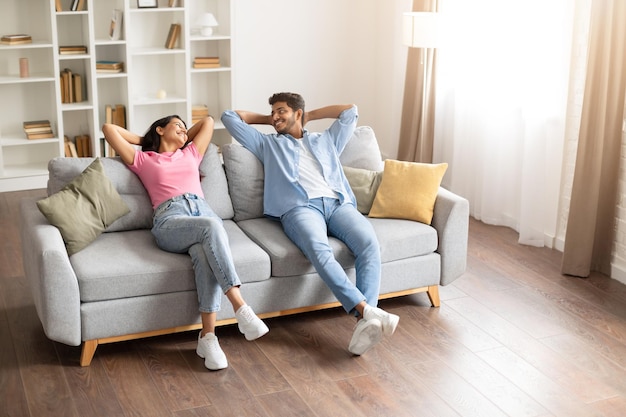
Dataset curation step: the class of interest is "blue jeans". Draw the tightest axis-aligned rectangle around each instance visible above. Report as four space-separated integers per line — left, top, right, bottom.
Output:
280 197 381 316
151 193 241 313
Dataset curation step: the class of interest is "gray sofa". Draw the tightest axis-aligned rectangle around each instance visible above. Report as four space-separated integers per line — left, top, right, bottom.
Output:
20 127 469 366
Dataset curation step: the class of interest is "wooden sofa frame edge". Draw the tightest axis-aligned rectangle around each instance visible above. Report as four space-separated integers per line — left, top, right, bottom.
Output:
79 285 440 366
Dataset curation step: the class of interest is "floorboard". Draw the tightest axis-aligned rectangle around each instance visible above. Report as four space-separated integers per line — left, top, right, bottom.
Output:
2 189 626 416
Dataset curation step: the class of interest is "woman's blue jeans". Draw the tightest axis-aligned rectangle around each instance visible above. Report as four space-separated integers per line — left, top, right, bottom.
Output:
280 197 381 316
151 193 241 313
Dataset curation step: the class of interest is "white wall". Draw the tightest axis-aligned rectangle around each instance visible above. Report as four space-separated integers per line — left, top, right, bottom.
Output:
231 0 412 159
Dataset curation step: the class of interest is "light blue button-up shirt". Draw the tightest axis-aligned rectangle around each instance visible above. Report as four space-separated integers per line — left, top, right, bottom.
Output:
221 105 359 218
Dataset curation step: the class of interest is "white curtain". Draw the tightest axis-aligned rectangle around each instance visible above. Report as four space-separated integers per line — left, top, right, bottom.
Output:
433 0 576 246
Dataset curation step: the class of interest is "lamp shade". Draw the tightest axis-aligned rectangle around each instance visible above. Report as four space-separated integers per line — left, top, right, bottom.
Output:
402 12 439 48
197 12 218 36
197 13 218 28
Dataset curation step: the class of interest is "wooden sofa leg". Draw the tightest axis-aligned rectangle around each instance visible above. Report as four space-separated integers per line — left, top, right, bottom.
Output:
427 285 441 307
80 340 98 367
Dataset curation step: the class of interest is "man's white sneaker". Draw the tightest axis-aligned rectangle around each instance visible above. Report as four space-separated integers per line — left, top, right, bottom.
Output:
348 318 383 355
363 305 399 337
196 332 228 370
235 305 269 341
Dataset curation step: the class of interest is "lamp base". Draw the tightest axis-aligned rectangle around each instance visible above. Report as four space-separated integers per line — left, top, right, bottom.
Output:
200 27 214 37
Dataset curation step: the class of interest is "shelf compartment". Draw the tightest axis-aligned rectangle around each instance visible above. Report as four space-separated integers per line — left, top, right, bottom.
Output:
0 46 56 79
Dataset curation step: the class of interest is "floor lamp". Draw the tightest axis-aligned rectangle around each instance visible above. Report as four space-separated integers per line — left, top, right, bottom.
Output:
402 12 440 162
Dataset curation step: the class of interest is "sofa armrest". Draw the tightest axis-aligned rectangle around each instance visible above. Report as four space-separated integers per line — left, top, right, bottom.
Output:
430 187 469 285
20 197 82 346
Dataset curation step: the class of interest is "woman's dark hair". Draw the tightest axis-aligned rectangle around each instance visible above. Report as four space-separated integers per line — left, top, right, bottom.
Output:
141 114 187 152
269 92 305 122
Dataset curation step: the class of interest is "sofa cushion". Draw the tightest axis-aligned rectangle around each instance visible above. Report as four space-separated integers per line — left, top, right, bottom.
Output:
222 143 264 221
199 143 235 220
222 126 384 221
70 220 271 302
369 160 448 225
37 158 130 255
339 126 385 171
237 216 437 278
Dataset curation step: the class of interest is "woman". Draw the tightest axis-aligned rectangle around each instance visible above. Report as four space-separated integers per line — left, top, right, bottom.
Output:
103 115 269 371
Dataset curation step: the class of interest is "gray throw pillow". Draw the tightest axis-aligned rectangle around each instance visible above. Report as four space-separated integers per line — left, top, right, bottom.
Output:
221 144 265 221
199 143 235 219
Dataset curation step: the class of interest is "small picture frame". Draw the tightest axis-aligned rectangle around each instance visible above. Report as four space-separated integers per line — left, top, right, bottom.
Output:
137 0 158 8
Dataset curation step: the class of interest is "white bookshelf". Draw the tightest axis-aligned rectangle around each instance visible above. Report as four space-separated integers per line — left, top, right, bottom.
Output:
0 0 234 192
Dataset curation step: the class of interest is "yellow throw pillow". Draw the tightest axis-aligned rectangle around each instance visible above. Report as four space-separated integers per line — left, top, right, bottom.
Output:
369 159 448 225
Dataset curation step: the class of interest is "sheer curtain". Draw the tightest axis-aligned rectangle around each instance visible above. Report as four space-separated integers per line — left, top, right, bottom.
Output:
432 0 575 246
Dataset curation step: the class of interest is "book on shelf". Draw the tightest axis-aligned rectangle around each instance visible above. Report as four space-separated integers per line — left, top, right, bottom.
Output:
96 60 124 73
64 136 79 157
59 45 88 55
168 0 178 7
75 135 91 157
73 73 83 102
165 23 181 49
70 0 85 11
193 63 221 69
23 125 54 134
192 105 210 124
55 0 63 12
26 132 55 140
105 104 127 128
23 120 51 129
194 57 220 64
109 9 123 41
1 34 32 45
60 68 84 103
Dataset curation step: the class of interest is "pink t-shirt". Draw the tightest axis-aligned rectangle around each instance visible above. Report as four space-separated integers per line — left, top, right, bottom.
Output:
128 143 204 209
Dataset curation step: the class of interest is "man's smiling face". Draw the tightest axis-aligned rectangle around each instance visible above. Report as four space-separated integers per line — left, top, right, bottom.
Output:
271 102 300 135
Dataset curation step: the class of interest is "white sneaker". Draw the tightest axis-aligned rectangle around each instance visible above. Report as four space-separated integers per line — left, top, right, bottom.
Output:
235 305 269 341
363 305 399 337
196 332 228 370
348 318 383 355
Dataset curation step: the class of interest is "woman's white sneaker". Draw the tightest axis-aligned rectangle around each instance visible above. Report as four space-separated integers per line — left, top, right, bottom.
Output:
235 305 269 341
196 332 228 370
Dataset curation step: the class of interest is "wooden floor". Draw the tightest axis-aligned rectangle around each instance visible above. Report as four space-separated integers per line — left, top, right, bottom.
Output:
2 189 626 417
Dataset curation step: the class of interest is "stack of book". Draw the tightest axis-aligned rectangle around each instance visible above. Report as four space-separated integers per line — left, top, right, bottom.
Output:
60 68 83 103
59 45 87 55
192 105 209 125
193 56 220 69
23 120 54 140
96 60 124 73
1 34 32 45
64 135 91 157
103 104 126 157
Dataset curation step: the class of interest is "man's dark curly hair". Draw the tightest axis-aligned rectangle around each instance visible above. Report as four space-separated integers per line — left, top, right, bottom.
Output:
269 92 305 122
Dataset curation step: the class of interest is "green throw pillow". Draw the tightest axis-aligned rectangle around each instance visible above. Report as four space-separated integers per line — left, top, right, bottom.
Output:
37 158 130 255
343 165 383 215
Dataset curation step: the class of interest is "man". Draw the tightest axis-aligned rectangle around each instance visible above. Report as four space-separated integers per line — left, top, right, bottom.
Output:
221 92 398 355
